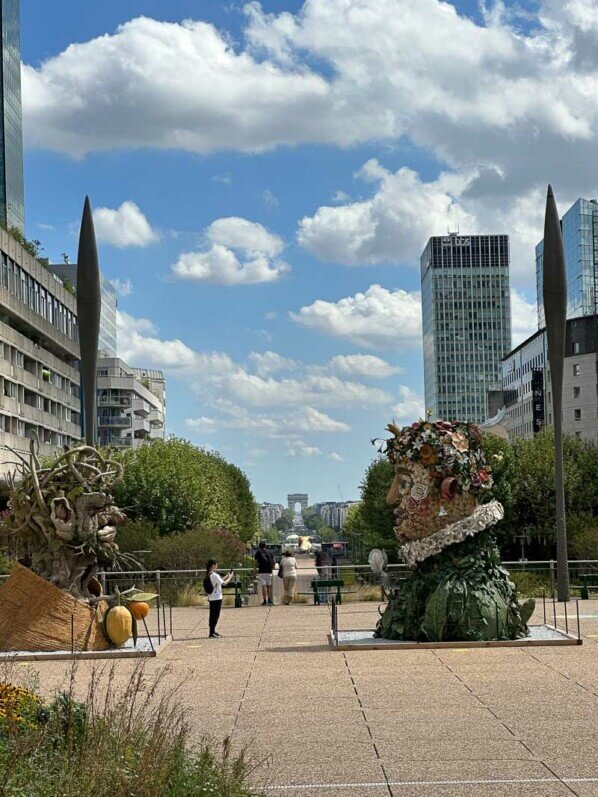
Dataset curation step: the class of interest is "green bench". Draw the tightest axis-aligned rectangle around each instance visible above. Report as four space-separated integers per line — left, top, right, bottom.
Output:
310 579 344 605
580 574 598 600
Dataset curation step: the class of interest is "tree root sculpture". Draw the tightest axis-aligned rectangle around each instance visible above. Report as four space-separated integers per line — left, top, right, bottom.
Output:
2 438 134 602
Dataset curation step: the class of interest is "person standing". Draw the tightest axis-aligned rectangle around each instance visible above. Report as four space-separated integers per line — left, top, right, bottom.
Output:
254 541 274 606
204 559 234 638
279 550 298 605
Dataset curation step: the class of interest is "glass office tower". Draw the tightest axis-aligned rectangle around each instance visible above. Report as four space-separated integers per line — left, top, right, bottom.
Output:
421 233 512 423
0 0 24 232
536 198 598 328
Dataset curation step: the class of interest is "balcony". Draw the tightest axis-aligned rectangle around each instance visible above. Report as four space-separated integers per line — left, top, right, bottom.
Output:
97 416 133 428
132 398 150 417
100 435 133 448
148 408 163 427
98 395 132 408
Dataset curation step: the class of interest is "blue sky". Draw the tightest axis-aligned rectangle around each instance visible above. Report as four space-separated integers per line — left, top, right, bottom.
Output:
21 0 598 503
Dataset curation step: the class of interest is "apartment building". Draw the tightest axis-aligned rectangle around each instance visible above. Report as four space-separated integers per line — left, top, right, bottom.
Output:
0 228 81 479
97 357 165 449
259 502 284 531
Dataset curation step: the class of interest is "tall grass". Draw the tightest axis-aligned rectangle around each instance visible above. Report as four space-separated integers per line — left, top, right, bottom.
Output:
0 662 263 796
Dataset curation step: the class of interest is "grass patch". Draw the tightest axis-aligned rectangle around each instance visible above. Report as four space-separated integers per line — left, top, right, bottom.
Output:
510 571 553 598
0 663 263 796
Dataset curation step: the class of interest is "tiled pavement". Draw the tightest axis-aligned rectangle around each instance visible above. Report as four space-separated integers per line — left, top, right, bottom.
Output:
6 598 598 796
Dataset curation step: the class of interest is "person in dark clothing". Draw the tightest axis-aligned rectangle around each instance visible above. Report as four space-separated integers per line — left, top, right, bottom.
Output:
254 541 274 606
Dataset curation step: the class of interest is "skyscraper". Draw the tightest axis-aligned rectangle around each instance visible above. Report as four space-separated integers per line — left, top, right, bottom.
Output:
0 0 24 232
535 198 598 328
421 233 512 423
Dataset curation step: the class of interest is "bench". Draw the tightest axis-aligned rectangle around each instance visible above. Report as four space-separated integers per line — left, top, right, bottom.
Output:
310 579 344 605
579 574 598 600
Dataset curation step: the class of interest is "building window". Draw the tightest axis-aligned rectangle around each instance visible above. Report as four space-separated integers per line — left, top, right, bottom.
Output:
575 431 582 439
573 364 580 376
574 409 582 421
572 341 580 354
574 386 581 399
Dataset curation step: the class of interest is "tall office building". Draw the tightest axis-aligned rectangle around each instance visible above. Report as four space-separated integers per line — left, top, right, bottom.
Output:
0 0 24 232
48 264 118 357
422 233 512 423
536 198 598 327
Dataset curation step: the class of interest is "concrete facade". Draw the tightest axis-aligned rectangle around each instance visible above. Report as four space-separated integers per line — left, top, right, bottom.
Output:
97 357 165 449
259 502 284 531
0 228 81 479
313 500 359 530
500 315 597 443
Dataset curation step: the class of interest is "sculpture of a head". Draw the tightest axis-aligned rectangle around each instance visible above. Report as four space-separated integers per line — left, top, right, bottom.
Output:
384 419 494 547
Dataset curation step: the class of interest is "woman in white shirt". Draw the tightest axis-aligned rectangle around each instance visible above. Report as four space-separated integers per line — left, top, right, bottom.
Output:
204 559 234 638
279 550 298 605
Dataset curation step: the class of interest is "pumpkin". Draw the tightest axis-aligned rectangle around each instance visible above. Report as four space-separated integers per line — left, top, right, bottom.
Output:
104 606 133 646
128 601 149 621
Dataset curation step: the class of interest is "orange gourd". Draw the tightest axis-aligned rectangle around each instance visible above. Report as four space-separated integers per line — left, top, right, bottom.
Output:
128 601 150 620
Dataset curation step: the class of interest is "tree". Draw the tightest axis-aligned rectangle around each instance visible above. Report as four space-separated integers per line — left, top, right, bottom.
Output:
112 437 259 541
303 511 326 532
274 510 294 532
6 226 50 266
358 458 397 559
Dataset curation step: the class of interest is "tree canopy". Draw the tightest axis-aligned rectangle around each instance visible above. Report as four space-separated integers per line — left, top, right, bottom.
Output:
112 437 258 541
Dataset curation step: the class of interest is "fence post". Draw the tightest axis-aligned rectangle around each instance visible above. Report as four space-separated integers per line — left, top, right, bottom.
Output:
156 570 161 599
549 560 556 598
99 571 106 594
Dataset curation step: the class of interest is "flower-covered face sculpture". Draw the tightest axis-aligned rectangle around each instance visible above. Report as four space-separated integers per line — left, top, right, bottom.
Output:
383 419 495 548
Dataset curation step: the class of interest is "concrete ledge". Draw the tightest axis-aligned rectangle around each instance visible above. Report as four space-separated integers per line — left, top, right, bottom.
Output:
0 635 172 662
328 625 581 650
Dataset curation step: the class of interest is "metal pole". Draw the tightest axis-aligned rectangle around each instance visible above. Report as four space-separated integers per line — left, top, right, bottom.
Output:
71 615 75 656
169 604 173 637
162 600 166 638
576 600 581 641
552 592 557 629
156 595 161 641
542 185 570 602
564 600 569 634
542 590 546 624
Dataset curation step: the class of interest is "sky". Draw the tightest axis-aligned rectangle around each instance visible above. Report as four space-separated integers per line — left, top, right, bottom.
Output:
20 0 598 504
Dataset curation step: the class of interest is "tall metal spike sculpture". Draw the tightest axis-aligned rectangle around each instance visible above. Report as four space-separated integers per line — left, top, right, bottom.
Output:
542 185 569 602
76 196 101 445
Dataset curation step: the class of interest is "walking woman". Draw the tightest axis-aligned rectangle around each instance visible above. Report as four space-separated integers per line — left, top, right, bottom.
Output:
204 559 234 638
280 550 298 605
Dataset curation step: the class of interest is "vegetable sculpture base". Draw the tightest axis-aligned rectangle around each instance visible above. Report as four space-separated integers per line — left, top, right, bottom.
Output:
375 419 535 642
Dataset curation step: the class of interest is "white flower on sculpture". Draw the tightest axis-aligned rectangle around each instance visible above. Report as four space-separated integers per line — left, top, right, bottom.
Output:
410 483 428 501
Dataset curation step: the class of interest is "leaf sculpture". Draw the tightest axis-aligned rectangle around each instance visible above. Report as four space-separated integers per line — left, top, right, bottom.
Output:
1 437 135 601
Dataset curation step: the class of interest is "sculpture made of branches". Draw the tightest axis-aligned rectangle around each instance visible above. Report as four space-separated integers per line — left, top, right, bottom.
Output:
3 439 133 601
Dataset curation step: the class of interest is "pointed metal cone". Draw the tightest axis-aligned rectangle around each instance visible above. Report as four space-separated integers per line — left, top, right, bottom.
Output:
542 184 569 602
76 196 101 446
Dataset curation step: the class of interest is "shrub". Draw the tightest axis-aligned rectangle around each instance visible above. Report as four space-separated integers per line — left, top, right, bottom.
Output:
509 571 552 598
147 528 246 571
116 520 160 554
568 513 598 560
0 664 262 796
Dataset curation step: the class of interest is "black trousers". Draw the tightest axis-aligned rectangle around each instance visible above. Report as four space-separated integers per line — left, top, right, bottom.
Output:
209 599 222 635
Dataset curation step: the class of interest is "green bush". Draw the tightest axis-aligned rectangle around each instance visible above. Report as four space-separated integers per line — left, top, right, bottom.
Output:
568 513 598 560
147 528 246 571
0 665 261 797
116 520 160 554
509 571 552 598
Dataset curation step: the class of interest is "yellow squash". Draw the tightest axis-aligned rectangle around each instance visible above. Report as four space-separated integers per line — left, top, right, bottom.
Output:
104 605 133 646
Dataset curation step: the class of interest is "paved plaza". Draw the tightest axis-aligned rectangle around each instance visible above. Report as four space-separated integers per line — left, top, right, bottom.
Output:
8 595 598 797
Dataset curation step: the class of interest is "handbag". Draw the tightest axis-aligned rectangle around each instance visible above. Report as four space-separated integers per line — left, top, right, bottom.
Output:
278 559 284 579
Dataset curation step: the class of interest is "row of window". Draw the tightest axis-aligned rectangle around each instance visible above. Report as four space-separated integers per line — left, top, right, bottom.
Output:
2 378 80 426
1 254 78 341
0 340 79 397
0 413 77 447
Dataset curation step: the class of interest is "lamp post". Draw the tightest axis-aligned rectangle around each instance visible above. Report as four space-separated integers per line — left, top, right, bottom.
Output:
76 197 101 446
542 185 569 602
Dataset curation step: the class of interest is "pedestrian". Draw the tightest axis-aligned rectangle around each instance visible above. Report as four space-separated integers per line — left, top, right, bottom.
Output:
254 541 274 606
204 559 234 638
279 549 298 605
315 549 323 576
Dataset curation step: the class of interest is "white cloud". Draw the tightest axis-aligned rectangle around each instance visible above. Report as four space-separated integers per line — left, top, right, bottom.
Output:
291 284 422 349
186 404 350 435
262 189 279 210
329 452 343 461
117 311 157 336
37 222 54 231
332 191 349 203
285 440 322 458
392 386 425 423
248 351 296 375
94 201 159 247
211 173 232 185
109 277 133 297
206 217 283 257
172 217 288 285
298 161 471 266
324 354 401 379
511 289 538 347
